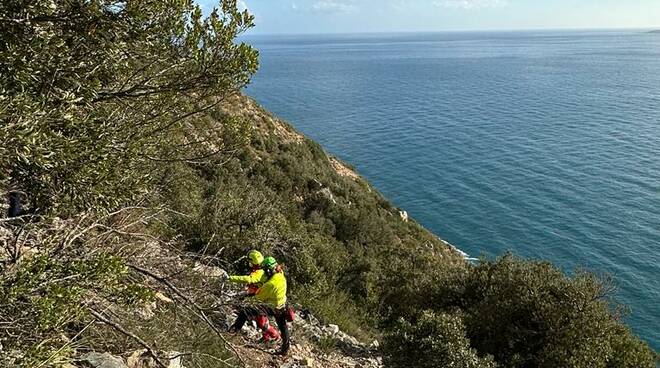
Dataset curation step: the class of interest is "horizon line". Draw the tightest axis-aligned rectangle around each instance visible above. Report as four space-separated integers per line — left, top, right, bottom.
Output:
241 26 659 38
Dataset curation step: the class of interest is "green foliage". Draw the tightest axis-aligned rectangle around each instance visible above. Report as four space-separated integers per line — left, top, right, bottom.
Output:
82 300 237 368
0 0 258 214
161 99 654 367
384 311 497 368
606 325 659 368
406 255 657 368
0 251 131 366
158 101 466 341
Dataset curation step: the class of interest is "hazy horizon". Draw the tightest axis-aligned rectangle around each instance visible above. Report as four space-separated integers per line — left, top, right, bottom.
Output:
240 26 659 37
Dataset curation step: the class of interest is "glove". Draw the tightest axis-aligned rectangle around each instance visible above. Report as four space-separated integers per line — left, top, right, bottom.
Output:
218 269 229 282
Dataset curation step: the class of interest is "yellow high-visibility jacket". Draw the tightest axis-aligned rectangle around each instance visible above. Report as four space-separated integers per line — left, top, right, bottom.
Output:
229 268 266 286
254 271 287 309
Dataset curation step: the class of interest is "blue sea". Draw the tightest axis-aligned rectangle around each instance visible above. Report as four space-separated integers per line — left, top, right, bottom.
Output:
243 30 660 350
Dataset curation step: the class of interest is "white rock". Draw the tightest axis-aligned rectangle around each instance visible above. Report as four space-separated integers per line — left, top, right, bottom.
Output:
80 352 127 368
327 324 340 335
318 188 337 204
126 350 184 368
192 262 227 278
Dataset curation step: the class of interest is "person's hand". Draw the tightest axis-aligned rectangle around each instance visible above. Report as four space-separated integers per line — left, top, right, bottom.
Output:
218 269 229 282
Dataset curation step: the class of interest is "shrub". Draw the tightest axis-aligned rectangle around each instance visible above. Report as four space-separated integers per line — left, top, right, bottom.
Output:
425 255 657 368
0 0 257 214
384 311 497 368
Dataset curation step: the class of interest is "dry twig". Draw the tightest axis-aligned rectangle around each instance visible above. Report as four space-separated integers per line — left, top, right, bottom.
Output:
127 264 245 367
89 309 168 368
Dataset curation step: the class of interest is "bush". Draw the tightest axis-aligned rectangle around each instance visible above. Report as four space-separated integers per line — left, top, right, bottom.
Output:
0 0 257 214
384 311 497 368
423 255 657 368
0 219 149 366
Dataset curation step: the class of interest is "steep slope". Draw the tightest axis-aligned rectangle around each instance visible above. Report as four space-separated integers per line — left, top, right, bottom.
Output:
1 91 463 367
165 93 467 332
2 93 656 368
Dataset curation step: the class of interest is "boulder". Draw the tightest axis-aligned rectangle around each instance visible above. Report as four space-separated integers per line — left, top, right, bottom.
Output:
326 324 340 335
126 350 184 368
192 262 227 278
79 352 127 368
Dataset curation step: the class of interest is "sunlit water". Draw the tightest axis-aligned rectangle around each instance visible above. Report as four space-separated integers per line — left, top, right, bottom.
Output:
243 30 660 349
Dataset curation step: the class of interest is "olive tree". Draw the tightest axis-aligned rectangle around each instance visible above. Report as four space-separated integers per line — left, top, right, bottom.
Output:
0 0 258 213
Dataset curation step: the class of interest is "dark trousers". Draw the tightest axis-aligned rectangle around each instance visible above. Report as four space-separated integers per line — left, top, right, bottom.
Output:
231 304 290 355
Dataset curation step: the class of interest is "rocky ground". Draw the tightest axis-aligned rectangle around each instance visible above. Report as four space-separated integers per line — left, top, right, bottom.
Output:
1 211 383 368
228 308 382 368
198 262 383 368
67 260 382 368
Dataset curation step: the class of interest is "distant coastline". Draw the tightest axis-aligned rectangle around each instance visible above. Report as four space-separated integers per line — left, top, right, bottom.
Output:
649 30 660 33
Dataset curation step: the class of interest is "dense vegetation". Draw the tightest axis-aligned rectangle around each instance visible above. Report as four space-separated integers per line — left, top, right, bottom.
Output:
1 1 656 367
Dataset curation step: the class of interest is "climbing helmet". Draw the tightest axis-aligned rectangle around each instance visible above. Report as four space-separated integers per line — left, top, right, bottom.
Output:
248 250 264 266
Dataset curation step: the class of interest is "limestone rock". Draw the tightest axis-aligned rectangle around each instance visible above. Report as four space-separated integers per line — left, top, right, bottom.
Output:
135 301 157 320
79 352 127 368
126 350 183 368
318 188 337 204
192 262 227 278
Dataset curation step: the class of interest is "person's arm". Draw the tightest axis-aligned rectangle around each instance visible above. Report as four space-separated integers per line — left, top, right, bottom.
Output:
229 269 264 284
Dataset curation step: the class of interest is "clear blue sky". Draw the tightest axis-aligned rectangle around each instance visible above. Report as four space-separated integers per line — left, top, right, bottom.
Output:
198 0 660 34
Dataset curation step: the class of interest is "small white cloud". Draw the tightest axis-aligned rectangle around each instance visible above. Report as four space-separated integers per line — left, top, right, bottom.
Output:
434 0 507 10
291 2 298 10
311 1 357 14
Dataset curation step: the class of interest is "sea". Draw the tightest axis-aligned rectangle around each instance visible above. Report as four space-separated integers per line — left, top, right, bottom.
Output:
242 29 660 350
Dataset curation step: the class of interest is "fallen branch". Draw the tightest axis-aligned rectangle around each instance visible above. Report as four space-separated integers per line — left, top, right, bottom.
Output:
127 263 245 367
88 309 168 368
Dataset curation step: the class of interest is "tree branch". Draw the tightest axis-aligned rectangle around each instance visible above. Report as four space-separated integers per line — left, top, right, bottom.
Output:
88 308 168 368
127 264 245 367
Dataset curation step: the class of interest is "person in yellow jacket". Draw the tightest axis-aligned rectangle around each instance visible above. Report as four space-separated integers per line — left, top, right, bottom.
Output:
229 256 291 355
228 250 266 295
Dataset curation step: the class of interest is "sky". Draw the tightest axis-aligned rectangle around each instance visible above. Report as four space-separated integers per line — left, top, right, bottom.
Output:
198 0 660 35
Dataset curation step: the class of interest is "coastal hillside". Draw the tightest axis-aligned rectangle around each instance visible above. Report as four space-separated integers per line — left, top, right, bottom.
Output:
1 1 656 367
